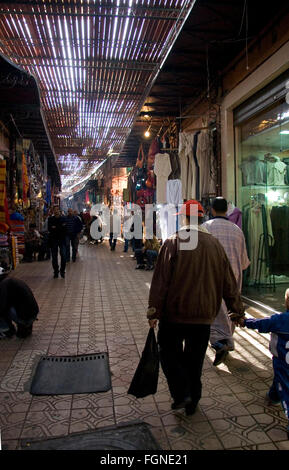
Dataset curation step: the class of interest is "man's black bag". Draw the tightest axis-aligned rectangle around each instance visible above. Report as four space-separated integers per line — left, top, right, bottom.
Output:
128 328 159 398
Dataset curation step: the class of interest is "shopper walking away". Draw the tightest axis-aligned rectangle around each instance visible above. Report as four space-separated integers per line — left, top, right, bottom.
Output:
65 208 83 262
48 206 67 278
237 289 289 439
0 274 39 338
202 197 250 365
109 208 120 251
147 199 245 415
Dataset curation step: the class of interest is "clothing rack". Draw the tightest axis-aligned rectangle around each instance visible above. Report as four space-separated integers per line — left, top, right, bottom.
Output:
255 233 275 291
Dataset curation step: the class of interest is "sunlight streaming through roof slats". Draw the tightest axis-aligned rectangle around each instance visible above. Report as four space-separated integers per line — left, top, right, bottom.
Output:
0 0 195 192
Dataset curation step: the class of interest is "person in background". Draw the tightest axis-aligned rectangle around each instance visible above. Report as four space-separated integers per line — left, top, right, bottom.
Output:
48 206 67 278
202 197 250 366
147 199 245 416
236 289 289 440
65 208 83 262
0 273 39 339
23 223 41 262
109 207 120 251
123 208 135 253
38 213 51 261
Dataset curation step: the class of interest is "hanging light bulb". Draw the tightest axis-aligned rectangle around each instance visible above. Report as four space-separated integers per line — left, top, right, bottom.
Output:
144 125 151 138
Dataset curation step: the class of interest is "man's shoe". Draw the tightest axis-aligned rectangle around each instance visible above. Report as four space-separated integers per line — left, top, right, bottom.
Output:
171 397 192 410
60 271 65 278
53 272 59 278
135 264 145 270
265 392 280 406
16 324 32 339
2 324 16 338
213 347 228 366
145 265 154 271
185 402 197 416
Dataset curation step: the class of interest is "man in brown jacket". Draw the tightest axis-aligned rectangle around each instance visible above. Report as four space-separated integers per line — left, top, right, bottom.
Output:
147 199 245 415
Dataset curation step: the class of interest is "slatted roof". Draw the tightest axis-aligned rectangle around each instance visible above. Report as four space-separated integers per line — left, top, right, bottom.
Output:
116 0 289 167
0 0 196 194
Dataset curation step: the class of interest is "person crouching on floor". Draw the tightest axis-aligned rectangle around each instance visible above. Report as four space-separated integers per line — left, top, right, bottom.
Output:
0 273 39 339
135 235 160 270
237 289 289 440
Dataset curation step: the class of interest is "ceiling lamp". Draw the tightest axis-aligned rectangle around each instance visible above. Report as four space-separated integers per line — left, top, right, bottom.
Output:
144 125 151 138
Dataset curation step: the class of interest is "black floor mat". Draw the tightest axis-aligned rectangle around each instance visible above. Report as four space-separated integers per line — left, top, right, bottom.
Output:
30 352 111 395
21 421 161 450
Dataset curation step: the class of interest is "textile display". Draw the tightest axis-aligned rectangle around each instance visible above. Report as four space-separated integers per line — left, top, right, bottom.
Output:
16 139 23 200
227 203 242 229
9 212 25 255
196 131 216 197
240 154 287 186
0 160 7 223
154 153 172 204
147 139 159 170
22 152 29 204
243 202 273 283
179 132 195 200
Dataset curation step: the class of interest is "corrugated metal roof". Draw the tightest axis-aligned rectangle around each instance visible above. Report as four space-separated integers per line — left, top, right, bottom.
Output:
0 0 196 194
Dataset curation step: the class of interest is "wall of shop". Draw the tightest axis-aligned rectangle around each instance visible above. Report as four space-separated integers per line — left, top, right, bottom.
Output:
221 39 289 201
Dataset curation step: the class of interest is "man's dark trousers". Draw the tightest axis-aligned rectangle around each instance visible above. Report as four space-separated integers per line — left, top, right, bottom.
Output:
158 321 210 406
51 240 66 275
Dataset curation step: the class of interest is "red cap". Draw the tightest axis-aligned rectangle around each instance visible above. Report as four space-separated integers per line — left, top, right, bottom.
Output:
176 199 205 217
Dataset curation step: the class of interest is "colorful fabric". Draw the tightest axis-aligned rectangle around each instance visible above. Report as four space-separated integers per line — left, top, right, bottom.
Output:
0 160 6 223
16 139 23 200
22 153 29 204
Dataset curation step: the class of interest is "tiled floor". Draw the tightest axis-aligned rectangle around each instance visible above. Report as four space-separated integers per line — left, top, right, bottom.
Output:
0 241 288 450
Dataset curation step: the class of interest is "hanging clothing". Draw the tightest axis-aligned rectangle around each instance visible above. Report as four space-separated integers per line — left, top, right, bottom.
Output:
154 153 172 204
0 160 7 223
178 132 195 201
246 204 273 283
168 150 181 180
16 139 23 200
271 205 289 275
227 207 242 229
265 155 286 186
166 179 182 238
240 156 266 186
196 131 216 197
22 153 29 204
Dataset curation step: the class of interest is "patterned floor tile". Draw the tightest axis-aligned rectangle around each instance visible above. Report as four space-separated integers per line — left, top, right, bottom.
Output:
69 407 115 434
0 412 27 440
0 392 32 414
209 415 272 448
20 409 70 439
1 242 288 451
165 420 224 450
72 392 113 409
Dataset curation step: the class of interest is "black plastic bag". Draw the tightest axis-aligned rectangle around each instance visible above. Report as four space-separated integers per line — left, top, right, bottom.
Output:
128 328 159 398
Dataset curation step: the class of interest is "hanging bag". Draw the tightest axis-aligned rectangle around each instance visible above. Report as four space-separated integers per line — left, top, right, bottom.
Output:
127 327 159 398
136 144 145 169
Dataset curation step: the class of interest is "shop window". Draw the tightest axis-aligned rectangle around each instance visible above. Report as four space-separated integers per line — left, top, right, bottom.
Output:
235 97 289 287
